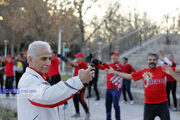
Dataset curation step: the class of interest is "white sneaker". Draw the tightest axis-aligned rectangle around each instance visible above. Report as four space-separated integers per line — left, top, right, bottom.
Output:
85 113 90 120
71 113 80 118
172 107 177 111
121 100 127 104
130 100 134 105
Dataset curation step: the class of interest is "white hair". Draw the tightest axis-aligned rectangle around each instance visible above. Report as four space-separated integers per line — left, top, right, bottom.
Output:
27 41 51 59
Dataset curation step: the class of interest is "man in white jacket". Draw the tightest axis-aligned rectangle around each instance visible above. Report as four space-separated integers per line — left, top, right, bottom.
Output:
17 41 94 120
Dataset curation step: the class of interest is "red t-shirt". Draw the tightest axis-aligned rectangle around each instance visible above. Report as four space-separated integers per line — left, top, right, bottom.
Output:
166 61 176 82
131 66 175 104
47 56 60 77
5 60 14 77
73 61 87 76
123 63 136 74
97 62 124 89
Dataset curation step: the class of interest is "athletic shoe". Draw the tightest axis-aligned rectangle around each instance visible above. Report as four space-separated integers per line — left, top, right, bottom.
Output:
95 97 100 101
130 100 134 105
85 113 90 120
86 95 91 98
172 107 177 111
71 113 80 118
121 100 127 104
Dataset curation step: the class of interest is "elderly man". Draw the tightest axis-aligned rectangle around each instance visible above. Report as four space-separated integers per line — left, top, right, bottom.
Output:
17 41 94 120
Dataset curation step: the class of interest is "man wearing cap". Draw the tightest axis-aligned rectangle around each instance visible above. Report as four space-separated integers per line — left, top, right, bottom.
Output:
1 55 14 96
105 53 180 120
61 52 90 120
92 51 124 120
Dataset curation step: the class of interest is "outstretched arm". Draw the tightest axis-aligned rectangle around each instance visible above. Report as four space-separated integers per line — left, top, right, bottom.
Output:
105 67 133 80
175 67 180 73
163 65 180 82
67 61 78 67
57 54 78 67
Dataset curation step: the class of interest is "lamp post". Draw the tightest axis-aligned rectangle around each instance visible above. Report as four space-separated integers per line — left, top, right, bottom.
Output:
4 40 8 57
97 42 102 60
58 28 62 72
62 42 66 72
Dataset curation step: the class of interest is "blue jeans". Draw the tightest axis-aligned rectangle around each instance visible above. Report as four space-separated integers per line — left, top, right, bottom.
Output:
106 89 121 120
122 79 133 101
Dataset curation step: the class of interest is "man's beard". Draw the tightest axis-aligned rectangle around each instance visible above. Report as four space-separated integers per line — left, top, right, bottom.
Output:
148 63 156 69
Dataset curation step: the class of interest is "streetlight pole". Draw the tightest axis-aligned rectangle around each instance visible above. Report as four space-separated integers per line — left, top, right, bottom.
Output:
58 28 62 72
97 42 102 60
4 40 8 57
62 42 66 72
58 28 62 54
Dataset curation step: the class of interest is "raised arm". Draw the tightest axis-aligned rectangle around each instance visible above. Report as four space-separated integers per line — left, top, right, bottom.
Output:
105 67 133 80
159 50 172 66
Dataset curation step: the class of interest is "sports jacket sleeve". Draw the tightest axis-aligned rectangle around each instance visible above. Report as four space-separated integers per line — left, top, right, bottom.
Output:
96 63 110 70
20 74 84 108
158 57 172 66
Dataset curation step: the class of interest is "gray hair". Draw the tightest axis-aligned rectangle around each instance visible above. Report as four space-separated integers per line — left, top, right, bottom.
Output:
169 54 174 58
27 41 51 59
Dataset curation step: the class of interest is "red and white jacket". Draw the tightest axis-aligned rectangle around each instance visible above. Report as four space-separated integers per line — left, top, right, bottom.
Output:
17 67 84 120
97 62 124 89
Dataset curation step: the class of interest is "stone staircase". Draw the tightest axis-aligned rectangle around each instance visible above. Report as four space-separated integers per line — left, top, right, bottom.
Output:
126 34 180 70
96 34 180 106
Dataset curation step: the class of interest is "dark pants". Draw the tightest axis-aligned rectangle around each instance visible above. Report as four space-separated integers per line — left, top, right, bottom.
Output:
47 74 61 86
144 101 170 120
0 73 3 90
166 81 177 108
106 89 121 120
15 72 23 88
5 76 14 95
88 79 99 99
122 80 133 101
73 88 89 114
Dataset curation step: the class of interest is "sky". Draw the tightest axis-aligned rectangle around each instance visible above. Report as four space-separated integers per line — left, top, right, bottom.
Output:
84 0 180 23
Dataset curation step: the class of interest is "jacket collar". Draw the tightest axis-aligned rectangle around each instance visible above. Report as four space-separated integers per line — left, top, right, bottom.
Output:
26 67 46 81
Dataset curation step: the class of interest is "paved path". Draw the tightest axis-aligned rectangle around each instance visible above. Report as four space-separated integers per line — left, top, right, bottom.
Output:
0 95 180 120
58 97 180 120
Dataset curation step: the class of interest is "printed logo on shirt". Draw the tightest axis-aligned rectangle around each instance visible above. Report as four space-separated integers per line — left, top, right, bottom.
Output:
143 72 165 88
143 72 153 88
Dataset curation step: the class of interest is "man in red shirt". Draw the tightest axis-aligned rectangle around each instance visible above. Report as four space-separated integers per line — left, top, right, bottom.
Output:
92 51 124 120
166 55 177 110
106 53 180 120
163 65 180 82
122 57 136 104
159 51 178 111
1 55 14 97
62 52 90 120
46 51 61 85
